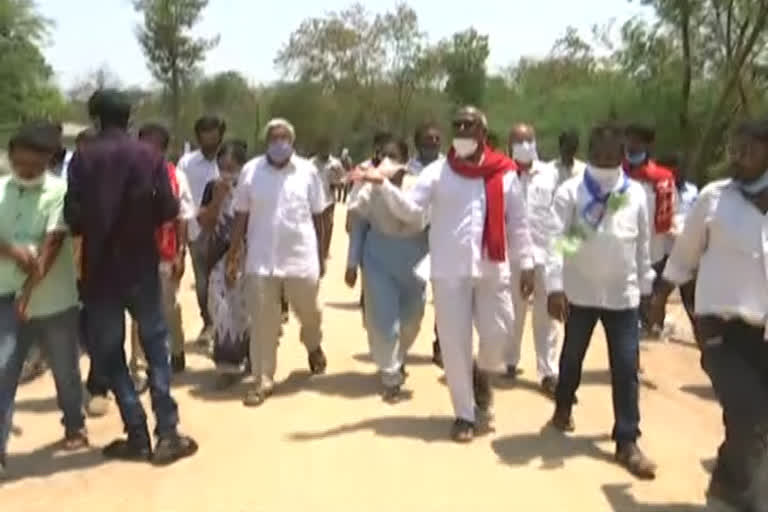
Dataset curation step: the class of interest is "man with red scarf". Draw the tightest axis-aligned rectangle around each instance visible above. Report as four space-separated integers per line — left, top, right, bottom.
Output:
354 107 534 442
623 124 676 334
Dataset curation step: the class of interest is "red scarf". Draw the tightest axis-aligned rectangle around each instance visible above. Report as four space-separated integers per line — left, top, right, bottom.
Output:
447 145 517 261
156 162 180 262
624 159 675 233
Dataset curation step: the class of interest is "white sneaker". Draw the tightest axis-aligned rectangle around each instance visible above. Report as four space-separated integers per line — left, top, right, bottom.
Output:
86 394 110 417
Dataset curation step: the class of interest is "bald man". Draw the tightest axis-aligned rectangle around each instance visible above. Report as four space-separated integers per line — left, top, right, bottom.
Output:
356 107 534 442
505 123 561 396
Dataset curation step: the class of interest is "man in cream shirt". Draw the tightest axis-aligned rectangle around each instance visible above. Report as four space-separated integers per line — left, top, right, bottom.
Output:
355 106 534 443
504 123 561 396
227 118 329 408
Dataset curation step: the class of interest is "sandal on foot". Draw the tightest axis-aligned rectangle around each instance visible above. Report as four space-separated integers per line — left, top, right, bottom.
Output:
63 429 89 451
308 347 327 375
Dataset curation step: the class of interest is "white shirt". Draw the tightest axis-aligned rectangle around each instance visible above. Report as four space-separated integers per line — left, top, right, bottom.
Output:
664 180 768 331
376 157 534 281
177 150 219 241
311 155 345 199
665 181 699 255
175 170 195 221
546 171 655 310
551 157 587 185
517 160 560 265
407 154 444 175
233 154 329 280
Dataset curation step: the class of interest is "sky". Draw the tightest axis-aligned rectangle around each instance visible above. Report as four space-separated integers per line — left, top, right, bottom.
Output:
37 0 652 90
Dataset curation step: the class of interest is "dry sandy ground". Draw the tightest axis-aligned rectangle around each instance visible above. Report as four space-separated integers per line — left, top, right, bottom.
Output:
2 206 721 511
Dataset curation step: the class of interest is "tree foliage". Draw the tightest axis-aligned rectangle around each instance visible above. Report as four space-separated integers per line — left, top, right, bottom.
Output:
134 0 219 145
0 0 64 125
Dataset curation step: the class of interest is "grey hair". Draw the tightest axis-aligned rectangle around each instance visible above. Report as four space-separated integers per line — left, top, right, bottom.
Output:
263 118 296 142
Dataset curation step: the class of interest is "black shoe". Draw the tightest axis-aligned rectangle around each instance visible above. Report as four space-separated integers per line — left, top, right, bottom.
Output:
550 407 575 433
308 347 327 375
473 366 493 413
432 340 443 368
541 376 558 397
102 436 152 462
504 365 522 379
616 442 657 480
450 418 475 443
706 479 749 512
152 434 198 466
171 353 186 374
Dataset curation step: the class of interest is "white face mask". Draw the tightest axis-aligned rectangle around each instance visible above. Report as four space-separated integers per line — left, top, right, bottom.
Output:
11 172 45 188
511 141 537 164
452 138 478 159
588 165 622 181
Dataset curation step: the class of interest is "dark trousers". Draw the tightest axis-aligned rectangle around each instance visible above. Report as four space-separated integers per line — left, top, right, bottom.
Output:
82 304 110 397
189 238 211 328
85 271 179 439
556 305 641 443
698 317 768 506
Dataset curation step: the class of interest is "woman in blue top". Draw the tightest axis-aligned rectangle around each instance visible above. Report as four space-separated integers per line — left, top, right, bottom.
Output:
344 139 429 402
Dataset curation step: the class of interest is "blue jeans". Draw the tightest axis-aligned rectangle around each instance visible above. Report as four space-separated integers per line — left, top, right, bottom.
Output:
555 305 641 443
189 238 211 327
85 271 178 439
0 298 84 455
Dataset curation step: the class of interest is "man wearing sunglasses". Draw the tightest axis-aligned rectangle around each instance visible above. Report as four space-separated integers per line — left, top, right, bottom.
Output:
353 106 534 442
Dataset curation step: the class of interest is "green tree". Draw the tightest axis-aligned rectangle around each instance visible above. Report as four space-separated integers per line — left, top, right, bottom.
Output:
0 0 64 124
133 0 219 146
436 28 490 107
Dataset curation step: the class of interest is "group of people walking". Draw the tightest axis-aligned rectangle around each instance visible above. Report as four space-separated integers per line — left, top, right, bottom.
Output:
0 88 765 512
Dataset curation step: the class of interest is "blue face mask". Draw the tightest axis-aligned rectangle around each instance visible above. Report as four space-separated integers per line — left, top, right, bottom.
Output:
267 141 293 164
739 170 768 195
625 151 647 166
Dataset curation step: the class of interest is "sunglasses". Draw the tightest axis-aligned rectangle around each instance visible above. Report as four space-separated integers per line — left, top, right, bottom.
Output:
452 120 477 131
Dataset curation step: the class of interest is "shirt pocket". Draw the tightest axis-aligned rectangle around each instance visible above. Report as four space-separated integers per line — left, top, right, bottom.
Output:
279 189 312 226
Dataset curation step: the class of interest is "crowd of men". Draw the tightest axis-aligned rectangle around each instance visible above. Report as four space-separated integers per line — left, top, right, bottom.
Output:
0 88 766 512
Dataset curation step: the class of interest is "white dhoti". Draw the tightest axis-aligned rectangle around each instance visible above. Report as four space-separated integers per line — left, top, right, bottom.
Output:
505 265 559 379
432 277 513 423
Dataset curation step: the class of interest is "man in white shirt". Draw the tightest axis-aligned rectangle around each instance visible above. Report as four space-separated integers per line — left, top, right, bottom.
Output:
177 116 225 344
356 106 535 443
227 118 329 407
546 123 656 480
551 130 587 185
651 120 768 512
505 123 560 396
311 137 344 263
408 121 444 367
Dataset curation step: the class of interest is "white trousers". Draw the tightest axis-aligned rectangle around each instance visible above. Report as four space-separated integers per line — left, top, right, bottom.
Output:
505 265 559 379
432 277 512 423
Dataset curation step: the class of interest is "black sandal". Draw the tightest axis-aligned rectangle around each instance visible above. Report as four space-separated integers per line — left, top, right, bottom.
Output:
152 434 198 466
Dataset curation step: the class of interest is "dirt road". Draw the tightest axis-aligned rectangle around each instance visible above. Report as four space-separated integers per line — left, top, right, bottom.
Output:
3 206 720 511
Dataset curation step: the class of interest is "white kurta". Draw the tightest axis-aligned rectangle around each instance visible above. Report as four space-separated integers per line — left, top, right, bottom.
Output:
506 161 560 379
376 157 534 422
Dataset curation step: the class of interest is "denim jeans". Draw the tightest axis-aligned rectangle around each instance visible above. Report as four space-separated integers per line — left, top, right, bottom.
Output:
189 238 211 327
698 318 768 508
84 271 179 439
555 305 641 443
80 303 110 397
0 298 84 455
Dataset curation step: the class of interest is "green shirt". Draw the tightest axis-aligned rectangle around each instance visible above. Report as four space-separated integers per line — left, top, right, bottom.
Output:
0 174 78 318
